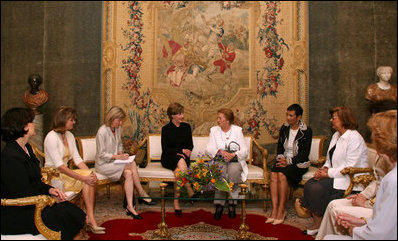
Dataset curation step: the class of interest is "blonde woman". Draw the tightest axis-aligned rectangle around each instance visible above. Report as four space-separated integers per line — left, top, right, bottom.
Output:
44 106 104 234
95 106 154 220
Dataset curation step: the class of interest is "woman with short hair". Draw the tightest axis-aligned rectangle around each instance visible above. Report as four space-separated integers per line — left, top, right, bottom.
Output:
1 107 86 239
301 106 369 235
205 108 248 220
161 102 195 216
324 110 397 240
267 104 312 225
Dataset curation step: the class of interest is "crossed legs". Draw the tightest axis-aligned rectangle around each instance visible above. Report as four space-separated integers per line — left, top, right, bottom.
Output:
123 161 151 215
269 172 289 221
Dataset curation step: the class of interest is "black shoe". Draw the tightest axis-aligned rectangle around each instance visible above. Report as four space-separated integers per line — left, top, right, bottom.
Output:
214 204 223 220
126 209 143 220
175 209 182 217
228 204 236 219
123 196 136 209
138 198 156 205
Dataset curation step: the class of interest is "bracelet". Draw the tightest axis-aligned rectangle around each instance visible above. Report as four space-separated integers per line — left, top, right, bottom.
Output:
360 217 367 224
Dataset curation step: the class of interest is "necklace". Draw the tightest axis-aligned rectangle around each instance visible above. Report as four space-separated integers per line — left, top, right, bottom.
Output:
223 129 232 140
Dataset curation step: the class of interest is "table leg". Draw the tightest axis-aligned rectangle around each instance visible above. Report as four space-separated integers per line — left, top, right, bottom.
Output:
236 183 252 240
153 183 171 239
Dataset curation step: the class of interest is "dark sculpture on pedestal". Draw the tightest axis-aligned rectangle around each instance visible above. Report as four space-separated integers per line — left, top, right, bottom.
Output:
23 74 49 114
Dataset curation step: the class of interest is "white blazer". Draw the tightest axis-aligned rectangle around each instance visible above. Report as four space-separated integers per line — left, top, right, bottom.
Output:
205 125 249 181
323 129 369 191
44 130 83 168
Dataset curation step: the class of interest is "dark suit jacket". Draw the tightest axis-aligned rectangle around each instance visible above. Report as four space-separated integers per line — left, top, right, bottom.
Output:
1 141 52 235
277 122 312 166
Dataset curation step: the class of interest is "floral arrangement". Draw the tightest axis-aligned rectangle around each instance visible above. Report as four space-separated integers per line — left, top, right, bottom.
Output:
176 154 233 193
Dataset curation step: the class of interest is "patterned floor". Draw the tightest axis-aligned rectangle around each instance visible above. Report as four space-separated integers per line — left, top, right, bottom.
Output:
90 183 313 239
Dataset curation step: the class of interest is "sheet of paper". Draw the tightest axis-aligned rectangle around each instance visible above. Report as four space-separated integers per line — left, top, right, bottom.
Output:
114 155 135 164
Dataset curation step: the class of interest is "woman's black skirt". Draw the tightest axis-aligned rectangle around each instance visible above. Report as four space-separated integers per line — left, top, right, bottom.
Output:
271 162 308 189
300 177 346 216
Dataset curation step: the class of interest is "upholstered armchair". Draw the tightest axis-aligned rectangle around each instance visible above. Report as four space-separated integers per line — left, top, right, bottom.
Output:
295 143 379 218
299 135 327 186
30 142 83 209
1 195 61 240
340 144 378 197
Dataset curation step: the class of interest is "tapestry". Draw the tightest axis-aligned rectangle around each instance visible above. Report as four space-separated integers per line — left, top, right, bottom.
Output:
101 1 308 148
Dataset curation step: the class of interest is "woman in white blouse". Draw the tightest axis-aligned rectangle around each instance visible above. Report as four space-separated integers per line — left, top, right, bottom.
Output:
300 106 369 236
206 108 248 220
324 110 397 240
95 106 154 221
44 106 104 234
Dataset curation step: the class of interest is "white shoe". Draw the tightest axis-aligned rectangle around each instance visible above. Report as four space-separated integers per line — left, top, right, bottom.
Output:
265 217 275 223
303 228 318 235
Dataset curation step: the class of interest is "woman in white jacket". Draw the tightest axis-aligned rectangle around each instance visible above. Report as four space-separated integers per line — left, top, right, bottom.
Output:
324 110 397 240
44 106 104 234
206 108 248 220
300 106 368 236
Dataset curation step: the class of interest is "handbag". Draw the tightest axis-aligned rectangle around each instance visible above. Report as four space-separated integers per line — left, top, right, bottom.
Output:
226 141 240 163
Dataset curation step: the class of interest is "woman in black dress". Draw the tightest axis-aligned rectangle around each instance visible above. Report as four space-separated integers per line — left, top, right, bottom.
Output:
266 104 312 225
161 103 195 216
1 107 86 240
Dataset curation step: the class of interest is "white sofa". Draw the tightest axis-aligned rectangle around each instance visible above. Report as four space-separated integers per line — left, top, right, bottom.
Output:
138 134 270 211
76 134 270 211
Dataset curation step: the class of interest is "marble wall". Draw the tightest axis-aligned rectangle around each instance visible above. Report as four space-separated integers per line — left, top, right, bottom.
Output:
1 1 396 154
1 1 102 138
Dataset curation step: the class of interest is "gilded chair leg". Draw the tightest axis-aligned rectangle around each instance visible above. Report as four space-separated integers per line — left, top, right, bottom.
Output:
107 184 110 199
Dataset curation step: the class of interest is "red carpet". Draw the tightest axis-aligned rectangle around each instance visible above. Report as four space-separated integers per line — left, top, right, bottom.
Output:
88 209 314 240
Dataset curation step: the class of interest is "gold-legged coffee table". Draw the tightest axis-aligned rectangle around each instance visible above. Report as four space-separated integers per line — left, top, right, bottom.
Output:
129 183 269 240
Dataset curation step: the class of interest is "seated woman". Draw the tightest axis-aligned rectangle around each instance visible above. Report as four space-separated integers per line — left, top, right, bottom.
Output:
205 108 248 220
267 104 312 225
95 106 154 220
1 107 86 240
316 154 392 239
300 106 369 236
324 110 397 240
44 106 104 234
161 103 195 217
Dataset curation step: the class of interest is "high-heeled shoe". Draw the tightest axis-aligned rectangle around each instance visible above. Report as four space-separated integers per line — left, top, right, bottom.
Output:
174 209 183 217
126 209 143 220
123 196 136 209
272 212 286 225
214 204 223 220
138 197 156 205
265 217 275 223
86 224 106 234
228 204 236 219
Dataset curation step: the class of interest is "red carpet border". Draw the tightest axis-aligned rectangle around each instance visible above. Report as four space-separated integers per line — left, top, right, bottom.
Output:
88 209 314 240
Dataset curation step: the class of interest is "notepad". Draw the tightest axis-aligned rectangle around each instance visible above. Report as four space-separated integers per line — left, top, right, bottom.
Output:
114 155 135 164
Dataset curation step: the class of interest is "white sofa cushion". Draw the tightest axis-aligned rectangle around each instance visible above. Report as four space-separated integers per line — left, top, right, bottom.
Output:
76 137 96 164
309 137 322 165
1 234 47 240
246 164 264 180
138 162 174 179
